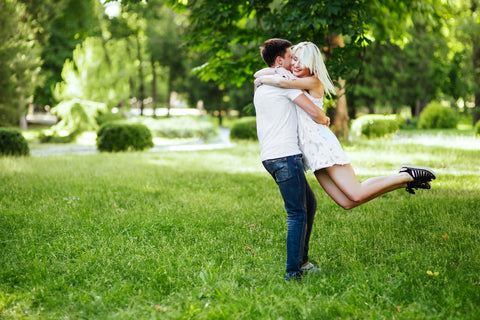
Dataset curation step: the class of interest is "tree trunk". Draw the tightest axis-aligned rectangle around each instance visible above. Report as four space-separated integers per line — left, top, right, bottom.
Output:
151 57 157 118
472 28 480 125
166 68 173 118
329 34 349 141
333 78 349 140
102 38 112 67
125 41 135 101
471 0 480 125
136 35 145 116
415 99 428 117
218 111 223 126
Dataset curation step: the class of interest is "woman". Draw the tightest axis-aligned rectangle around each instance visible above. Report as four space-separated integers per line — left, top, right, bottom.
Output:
254 41 435 210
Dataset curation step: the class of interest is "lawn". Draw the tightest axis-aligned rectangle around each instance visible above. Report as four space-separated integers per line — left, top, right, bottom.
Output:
1 136 479 319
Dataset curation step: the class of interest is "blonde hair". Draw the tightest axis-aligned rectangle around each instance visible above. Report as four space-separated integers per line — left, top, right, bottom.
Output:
292 42 336 97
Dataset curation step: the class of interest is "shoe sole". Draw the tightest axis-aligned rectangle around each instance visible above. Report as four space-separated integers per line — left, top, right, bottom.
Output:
401 164 437 180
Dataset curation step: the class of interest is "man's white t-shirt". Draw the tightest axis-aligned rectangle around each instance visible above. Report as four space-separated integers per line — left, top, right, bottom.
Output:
253 83 303 161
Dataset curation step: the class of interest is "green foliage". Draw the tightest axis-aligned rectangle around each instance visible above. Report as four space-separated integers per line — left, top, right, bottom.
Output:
0 128 30 156
229 117 258 140
0 0 42 126
351 114 402 138
54 37 135 108
33 0 102 106
418 102 457 129
96 122 153 152
475 120 480 137
40 99 107 143
167 0 436 87
130 116 218 140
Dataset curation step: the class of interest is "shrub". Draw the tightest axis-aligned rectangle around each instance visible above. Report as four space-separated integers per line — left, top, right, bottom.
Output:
418 102 457 129
475 120 480 137
131 116 217 140
97 122 154 152
351 114 402 138
230 117 258 140
0 128 30 156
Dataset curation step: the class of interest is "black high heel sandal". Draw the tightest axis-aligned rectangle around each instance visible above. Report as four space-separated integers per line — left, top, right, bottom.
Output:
400 165 436 194
406 180 431 194
400 165 436 182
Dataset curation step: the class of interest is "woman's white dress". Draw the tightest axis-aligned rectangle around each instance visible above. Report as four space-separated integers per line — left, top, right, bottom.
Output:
297 92 350 172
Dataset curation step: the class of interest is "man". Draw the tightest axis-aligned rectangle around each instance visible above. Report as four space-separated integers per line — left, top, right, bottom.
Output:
253 38 329 281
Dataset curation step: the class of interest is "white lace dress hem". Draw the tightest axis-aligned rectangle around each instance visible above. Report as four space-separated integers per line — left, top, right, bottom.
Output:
297 92 350 172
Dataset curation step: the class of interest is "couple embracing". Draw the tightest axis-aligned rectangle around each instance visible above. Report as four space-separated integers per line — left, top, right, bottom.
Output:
253 38 436 281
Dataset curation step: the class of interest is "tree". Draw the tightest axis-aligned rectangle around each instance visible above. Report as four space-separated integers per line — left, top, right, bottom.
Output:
144 0 189 117
54 37 135 108
450 0 480 125
349 11 451 118
165 0 440 139
0 0 42 126
29 0 103 107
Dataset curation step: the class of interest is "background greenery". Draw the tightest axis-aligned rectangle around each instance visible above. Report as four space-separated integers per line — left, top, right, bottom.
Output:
1 132 479 319
2 0 479 131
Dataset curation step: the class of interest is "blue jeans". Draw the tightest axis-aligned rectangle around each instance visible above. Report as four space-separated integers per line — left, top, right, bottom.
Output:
262 154 317 279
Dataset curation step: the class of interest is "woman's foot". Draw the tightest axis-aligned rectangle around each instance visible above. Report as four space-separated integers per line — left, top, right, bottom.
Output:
406 180 431 194
400 165 436 182
400 165 436 194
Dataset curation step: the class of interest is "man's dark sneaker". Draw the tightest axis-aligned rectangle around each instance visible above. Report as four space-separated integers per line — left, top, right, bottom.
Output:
285 272 303 282
400 165 436 182
406 181 431 194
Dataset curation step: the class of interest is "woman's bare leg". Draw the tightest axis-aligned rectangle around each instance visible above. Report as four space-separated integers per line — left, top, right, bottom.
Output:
314 164 412 210
315 169 359 209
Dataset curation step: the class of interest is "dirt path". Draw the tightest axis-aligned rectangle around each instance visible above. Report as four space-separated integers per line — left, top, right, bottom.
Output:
31 127 234 157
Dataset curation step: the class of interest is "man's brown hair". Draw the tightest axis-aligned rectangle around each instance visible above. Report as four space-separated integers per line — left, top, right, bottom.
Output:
260 38 292 67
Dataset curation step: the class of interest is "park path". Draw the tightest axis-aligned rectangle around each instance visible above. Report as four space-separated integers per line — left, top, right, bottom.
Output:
30 127 234 157
30 129 479 157
391 133 480 150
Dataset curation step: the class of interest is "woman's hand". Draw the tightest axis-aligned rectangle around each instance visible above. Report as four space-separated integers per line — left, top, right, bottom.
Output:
324 117 331 126
275 67 295 79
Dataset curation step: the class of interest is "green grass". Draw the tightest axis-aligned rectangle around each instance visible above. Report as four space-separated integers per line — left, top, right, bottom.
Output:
1 138 479 319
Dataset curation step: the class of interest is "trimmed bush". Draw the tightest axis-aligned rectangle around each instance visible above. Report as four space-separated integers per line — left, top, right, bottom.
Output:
0 128 30 156
97 122 154 152
418 102 457 129
351 114 402 138
230 117 258 140
475 120 480 137
140 116 217 140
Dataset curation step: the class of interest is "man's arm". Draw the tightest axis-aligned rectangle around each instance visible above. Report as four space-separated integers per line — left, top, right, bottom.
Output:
294 94 330 125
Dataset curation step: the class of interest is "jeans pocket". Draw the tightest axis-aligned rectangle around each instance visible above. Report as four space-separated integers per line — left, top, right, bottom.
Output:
274 165 290 183
263 158 292 183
